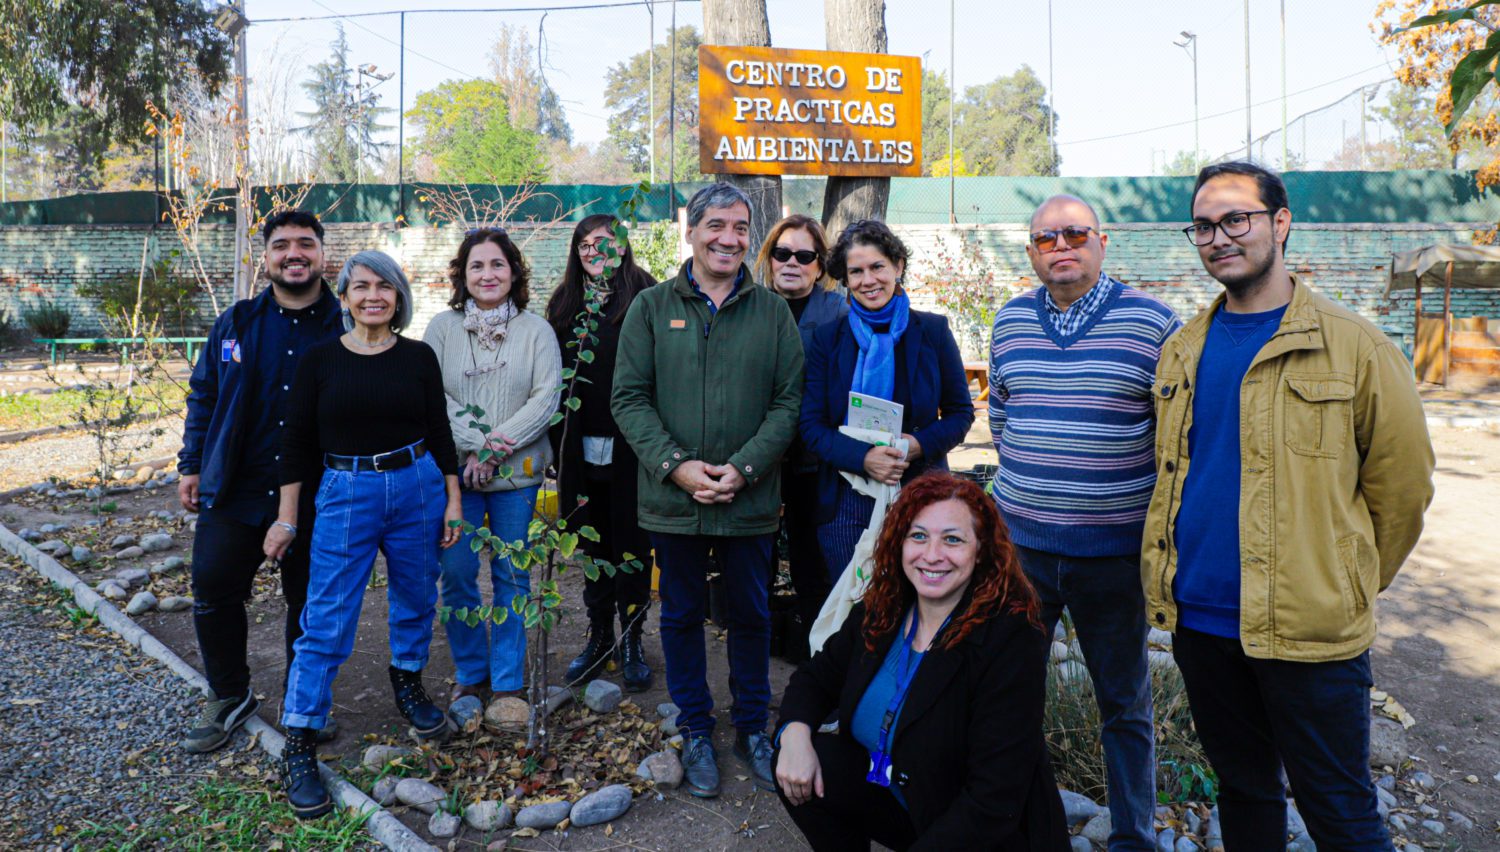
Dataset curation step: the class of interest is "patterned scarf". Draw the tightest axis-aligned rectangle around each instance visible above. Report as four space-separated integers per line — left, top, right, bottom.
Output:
462 298 519 350
847 290 911 401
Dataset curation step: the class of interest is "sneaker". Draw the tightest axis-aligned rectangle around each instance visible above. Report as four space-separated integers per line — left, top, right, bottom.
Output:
389 666 450 742
681 735 721 798
182 691 259 753
281 726 333 819
733 731 776 792
565 621 615 684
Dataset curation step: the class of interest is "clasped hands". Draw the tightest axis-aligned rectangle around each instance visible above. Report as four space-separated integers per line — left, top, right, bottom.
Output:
669 459 747 504
462 434 516 489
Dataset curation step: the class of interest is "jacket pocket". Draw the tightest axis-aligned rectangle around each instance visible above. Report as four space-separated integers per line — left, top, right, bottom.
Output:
1336 533 1371 618
1283 374 1354 458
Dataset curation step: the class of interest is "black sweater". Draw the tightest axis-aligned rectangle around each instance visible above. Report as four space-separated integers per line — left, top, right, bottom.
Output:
280 336 459 484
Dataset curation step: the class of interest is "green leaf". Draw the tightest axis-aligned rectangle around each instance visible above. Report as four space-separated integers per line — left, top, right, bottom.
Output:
1399 1 1500 32
542 592 563 609
582 560 600 581
525 600 540 619
578 525 600 542
558 533 578 558
560 367 576 380
541 610 558 632
469 537 484 553
578 349 595 364
490 607 508 624
497 465 513 479
564 397 581 411
602 562 617 578
465 610 482 627
477 449 495 464
453 607 469 623
621 551 636 562
512 549 533 571
1445 32 1500 133
447 519 464 529
548 411 564 426
512 593 528 613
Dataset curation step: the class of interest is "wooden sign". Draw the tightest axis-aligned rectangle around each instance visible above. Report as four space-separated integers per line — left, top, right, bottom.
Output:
699 44 923 178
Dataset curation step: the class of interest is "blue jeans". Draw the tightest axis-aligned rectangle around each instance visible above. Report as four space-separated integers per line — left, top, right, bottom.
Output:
439 486 539 692
281 451 447 730
651 531 774 738
1016 544 1155 852
1174 626 1392 851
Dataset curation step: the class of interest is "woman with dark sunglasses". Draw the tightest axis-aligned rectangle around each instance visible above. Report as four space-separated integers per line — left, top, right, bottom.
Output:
545 214 658 691
754 215 847 651
798 219 975 586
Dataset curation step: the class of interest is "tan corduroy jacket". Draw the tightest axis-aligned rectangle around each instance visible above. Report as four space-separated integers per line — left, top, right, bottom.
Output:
423 307 561 492
1141 276 1435 662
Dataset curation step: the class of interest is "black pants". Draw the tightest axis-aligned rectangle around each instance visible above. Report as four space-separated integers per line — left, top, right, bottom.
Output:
1173 626 1392 851
781 464 830 637
190 497 313 700
579 464 650 629
777 731 918 852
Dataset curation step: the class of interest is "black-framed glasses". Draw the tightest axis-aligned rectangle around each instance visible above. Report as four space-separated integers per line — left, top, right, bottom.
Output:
770 246 819 265
1029 225 1096 252
578 238 613 256
1183 210 1271 246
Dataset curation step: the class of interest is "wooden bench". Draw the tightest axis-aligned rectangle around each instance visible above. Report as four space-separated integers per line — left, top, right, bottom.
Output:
34 337 209 365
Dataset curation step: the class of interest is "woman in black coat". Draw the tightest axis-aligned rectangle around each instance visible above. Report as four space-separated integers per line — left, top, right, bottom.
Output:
774 472 1068 851
545 214 657 691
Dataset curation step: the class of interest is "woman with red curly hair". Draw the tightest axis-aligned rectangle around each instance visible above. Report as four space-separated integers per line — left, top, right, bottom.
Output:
774 472 1067 850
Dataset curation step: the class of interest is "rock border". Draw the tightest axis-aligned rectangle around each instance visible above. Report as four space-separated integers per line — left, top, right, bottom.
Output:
0 522 439 852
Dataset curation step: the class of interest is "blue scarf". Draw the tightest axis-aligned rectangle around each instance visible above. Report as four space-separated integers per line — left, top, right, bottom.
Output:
847 291 910 401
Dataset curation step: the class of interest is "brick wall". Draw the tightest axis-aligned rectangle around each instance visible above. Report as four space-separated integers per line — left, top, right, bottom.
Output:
4 221 1498 356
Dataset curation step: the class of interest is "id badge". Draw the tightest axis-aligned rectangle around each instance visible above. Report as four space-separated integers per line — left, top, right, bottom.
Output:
866 751 893 787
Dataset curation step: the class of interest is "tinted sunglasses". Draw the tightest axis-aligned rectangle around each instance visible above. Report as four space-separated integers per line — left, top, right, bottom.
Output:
465 226 508 237
1029 225 1096 252
770 246 819 265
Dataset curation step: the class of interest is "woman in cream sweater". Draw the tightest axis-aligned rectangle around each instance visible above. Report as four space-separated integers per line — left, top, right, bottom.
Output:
424 227 561 702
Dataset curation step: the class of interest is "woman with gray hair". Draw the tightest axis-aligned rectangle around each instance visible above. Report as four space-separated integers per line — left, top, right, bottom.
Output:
265 249 463 819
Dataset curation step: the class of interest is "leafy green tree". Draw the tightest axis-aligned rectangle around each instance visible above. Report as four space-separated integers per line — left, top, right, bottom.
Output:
0 0 229 166
953 65 1059 176
488 23 573 144
405 79 548 183
603 25 702 181
297 26 391 183
921 70 956 176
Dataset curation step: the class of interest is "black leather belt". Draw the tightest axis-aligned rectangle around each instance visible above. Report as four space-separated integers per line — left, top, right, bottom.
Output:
324 441 428 473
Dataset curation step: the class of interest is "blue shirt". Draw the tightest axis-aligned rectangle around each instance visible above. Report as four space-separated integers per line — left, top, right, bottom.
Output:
684 260 743 316
1173 303 1288 638
851 630 925 807
219 293 340 508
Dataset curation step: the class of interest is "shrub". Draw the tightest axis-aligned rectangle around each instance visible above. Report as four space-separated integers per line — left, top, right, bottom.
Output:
916 229 1017 360
1043 649 1215 804
23 300 72 338
76 252 205 338
635 220 682 282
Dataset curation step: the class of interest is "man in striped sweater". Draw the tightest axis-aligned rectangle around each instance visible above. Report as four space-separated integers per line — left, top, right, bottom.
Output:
989 195 1180 850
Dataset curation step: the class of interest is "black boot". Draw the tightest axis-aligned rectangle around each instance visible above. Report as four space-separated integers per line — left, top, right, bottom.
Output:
281 727 333 819
389 667 450 741
566 619 615 684
620 614 653 693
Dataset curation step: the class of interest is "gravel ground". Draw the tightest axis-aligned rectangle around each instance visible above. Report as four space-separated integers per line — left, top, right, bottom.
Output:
0 422 182 493
0 553 246 849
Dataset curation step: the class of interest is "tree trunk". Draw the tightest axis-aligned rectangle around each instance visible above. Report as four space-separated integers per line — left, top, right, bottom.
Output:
703 0 781 255
821 0 890 240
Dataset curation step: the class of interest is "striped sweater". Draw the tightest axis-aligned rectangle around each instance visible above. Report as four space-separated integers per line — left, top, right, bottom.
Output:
988 277 1180 557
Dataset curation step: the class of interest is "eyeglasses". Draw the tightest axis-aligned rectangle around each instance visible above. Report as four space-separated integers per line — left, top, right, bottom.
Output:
770 246 819 265
1028 225 1096 252
578 239 612 256
1183 210 1272 246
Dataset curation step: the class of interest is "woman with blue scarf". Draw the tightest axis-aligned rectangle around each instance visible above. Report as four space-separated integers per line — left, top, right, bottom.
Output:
799 220 976 582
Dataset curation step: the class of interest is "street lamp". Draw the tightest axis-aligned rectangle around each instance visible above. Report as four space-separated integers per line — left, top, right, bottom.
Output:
356 63 393 184
1174 30 1199 171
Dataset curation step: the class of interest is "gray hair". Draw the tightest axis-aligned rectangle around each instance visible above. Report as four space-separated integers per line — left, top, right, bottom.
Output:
685 182 753 229
336 250 414 332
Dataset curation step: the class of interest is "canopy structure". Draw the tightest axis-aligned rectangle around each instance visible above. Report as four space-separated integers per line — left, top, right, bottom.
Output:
1385 243 1500 297
1386 243 1500 386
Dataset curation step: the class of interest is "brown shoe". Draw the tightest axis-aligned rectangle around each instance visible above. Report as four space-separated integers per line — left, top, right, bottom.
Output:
450 681 490 704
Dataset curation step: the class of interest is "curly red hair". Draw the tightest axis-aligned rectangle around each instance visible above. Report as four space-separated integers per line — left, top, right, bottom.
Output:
861 472 1040 652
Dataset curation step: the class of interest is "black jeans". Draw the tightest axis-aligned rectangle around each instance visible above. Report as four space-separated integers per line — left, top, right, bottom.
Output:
190 497 313 700
776 730 918 852
1173 626 1392 851
781 464 830 634
578 464 650 629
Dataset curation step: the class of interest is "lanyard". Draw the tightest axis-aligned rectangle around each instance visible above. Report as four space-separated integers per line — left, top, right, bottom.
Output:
866 609 949 787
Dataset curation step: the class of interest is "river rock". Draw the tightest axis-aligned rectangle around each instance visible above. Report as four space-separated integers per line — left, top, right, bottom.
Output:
1174 839 1196 852
394 778 445 813
139 533 174 553
1059 789 1103 825
484 696 530 728
39 523 64 534
570 784 632 826
428 810 461 838
1069 838 1091 852
637 750 683 789
514 800 571 829
1148 627 1173 647
583 680 623 713
115 567 150 588
657 702 680 719
70 545 93 562
1409 770 1436 790
1369 717 1408 767
450 695 483 729
659 713 679 737
114 546 145 560
545 684 572 715
98 582 127 600
17 528 41 542
125 591 157 615
1155 827 1175 852
1055 660 1089 684
110 533 137 548
36 539 68 555
1053 620 1067 641
1421 819 1445 835
371 776 398 805
1375 773 1397 791
1448 811 1474 831
156 596 192 613
1185 807 1202 835
362 744 414 770
1286 804 1306 837
1286 835 1316 852
1081 812 1112 843
463 800 510 831
1147 650 1174 670
1389 813 1412 832
150 556 186 575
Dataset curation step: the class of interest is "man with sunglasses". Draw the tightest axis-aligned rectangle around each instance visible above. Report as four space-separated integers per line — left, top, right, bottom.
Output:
988 194 1180 850
1142 162 1432 849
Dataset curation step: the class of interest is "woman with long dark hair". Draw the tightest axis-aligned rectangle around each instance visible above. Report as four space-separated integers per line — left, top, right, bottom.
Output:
545 214 657 690
774 472 1068 849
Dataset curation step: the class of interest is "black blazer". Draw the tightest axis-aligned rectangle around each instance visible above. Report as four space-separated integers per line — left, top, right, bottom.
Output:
778 599 1068 851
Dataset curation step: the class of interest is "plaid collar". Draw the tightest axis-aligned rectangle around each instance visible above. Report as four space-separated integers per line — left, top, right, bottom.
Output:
1042 271 1113 336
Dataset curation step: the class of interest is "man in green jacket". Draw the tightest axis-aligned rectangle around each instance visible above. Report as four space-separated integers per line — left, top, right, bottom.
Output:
612 183 805 798
1143 161 1434 849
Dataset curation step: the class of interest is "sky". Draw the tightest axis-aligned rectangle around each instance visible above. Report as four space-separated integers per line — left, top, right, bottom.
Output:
243 0 1409 177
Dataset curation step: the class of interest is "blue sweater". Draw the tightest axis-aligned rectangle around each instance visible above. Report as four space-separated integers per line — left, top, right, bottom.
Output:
1173 304 1288 639
988 278 1181 557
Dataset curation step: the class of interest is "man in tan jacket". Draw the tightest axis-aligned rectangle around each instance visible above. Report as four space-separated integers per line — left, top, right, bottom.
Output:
1142 161 1433 849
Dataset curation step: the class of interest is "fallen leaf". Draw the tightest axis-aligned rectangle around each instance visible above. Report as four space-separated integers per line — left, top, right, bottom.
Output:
512 828 539 838
9 698 42 706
